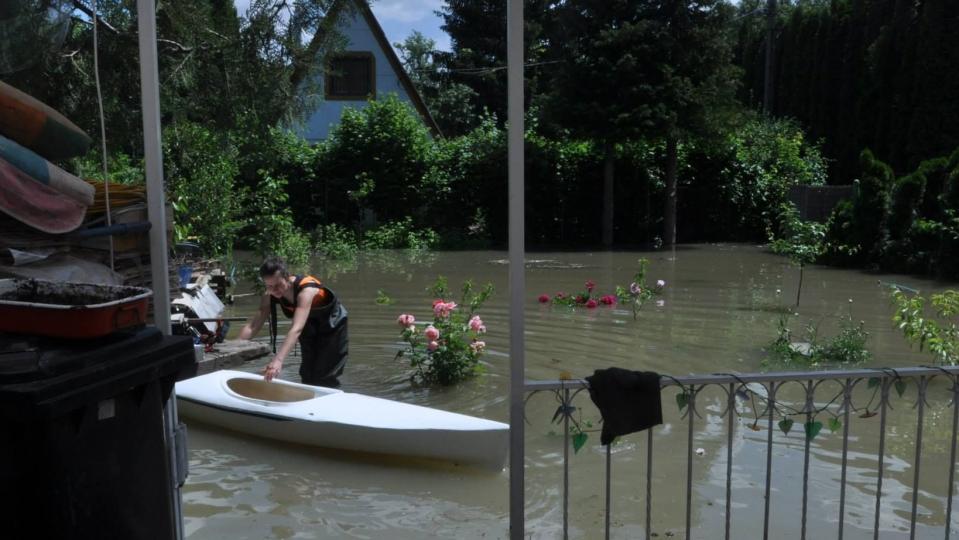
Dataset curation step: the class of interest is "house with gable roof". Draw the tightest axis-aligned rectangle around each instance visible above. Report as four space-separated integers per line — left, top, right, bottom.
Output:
296 0 441 141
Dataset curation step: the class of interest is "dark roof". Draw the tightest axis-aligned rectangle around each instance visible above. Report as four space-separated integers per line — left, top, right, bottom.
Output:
339 0 443 138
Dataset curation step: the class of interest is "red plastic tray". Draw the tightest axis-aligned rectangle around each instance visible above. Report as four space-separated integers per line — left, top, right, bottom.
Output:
0 279 152 339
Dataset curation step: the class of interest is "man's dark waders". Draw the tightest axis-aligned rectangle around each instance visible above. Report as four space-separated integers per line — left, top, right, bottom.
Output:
270 276 348 387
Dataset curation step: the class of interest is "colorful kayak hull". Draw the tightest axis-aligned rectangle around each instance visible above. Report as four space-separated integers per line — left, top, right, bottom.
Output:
0 81 91 161
0 156 85 233
0 134 94 205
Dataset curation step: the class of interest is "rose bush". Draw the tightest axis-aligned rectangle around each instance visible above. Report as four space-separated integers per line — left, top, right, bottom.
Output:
538 259 665 319
614 259 666 319
395 277 494 385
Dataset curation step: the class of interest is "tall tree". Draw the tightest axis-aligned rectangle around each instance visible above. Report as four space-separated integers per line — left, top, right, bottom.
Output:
543 0 739 246
395 30 480 136
905 0 959 169
3 0 351 161
733 0 959 183
436 0 552 127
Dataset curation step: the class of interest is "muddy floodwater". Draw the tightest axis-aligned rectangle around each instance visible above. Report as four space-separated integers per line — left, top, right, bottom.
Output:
182 244 959 539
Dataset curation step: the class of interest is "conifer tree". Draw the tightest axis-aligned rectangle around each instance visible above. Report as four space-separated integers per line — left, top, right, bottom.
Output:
543 0 738 246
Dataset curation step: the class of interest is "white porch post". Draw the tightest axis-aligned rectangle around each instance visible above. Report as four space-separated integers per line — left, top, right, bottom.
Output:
507 0 525 538
136 3 182 540
136 0 171 335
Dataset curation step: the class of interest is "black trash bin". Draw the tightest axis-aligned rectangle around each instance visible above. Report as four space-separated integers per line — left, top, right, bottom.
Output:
0 327 196 540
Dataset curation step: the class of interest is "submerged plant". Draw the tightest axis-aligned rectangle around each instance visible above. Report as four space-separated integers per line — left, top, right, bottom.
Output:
395 277 494 385
537 259 665 319
765 303 871 366
768 203 826 307
613 258 666 319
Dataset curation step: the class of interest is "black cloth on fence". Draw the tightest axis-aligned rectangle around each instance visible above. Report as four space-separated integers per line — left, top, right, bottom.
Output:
585 367 663 445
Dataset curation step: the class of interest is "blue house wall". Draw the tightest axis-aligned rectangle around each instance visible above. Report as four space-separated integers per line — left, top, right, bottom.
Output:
295 8 424 143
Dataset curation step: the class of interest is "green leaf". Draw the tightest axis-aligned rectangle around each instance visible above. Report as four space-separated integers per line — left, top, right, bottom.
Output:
804 420 823 441
676 392 689 411
828 417 842 433
374 289 394 305
572 432 588 454
894 380 907 398
867 377 880 389
778 418 794 435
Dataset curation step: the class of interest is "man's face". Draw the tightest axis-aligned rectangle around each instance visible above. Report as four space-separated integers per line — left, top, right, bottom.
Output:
263 272 289 299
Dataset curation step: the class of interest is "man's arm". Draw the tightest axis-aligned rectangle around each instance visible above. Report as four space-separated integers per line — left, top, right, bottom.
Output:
237 293 270 340
263 287 319 381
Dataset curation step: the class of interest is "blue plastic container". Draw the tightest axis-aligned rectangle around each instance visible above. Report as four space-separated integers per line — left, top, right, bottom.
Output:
177 265 192 288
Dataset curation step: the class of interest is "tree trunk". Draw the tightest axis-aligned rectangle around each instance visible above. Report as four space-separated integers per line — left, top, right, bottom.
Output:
764 0 777 113
601 142 615 247
795 262 804 307
663 135 678 247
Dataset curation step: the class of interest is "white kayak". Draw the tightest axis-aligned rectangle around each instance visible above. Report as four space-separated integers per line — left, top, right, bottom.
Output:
175 370 509 469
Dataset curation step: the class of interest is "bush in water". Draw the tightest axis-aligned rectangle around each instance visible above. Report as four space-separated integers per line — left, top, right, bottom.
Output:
395 277 494 385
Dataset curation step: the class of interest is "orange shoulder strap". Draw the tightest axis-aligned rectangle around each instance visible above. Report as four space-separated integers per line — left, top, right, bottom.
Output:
297 275 328 307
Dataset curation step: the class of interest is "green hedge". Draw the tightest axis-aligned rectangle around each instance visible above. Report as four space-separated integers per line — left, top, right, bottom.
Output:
824 147 959 278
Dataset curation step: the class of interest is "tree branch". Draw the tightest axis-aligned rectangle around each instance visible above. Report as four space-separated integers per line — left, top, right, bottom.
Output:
204 28 231 41
71 0 120 35
288 4 342 92
157 38 194 52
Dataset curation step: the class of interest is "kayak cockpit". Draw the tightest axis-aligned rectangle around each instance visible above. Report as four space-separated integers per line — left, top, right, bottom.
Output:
225 377 335 403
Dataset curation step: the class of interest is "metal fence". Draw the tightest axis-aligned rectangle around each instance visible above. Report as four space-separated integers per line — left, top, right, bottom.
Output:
524 366 959 539
787 185 855 223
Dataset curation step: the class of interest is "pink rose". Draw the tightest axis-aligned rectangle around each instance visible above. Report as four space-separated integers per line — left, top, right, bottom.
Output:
586 299 598 309
469 316 484 332
575 295 587 304
397 313 415 327
470 340 486 353
600 294 616 305
538 294 551 303
585 280 596 292
427 340 439 351
629 282 642 295
433 301 458 318
424 325 440 341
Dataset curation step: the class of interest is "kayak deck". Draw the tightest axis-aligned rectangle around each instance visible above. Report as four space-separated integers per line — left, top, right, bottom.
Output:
176 370 509 469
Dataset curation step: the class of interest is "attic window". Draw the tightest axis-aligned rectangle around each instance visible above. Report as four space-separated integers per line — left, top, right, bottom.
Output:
325 53 375 100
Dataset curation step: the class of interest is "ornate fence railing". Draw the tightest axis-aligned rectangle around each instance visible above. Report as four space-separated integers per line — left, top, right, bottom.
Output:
524 365 959 540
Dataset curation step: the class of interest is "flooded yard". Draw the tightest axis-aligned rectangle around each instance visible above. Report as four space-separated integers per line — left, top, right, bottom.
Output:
182 244 959 538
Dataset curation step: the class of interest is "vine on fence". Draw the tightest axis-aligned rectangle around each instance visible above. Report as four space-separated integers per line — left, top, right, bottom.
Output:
542 370 946 455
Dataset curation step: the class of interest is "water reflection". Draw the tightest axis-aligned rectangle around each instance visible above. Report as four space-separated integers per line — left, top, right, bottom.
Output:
184 245 958 538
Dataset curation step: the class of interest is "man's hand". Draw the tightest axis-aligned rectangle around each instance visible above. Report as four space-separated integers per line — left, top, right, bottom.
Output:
263 358 283 381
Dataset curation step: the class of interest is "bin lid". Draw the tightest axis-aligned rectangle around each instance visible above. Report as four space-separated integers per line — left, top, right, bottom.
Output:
0 327 196 420
0 326 170 383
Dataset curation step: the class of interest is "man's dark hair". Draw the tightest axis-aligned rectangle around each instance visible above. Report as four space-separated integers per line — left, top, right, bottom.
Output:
259 257 289 278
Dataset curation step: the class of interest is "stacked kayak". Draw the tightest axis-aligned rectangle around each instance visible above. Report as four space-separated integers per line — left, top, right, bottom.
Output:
0 81 92 233
176 370 510 469
0 80 92 161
